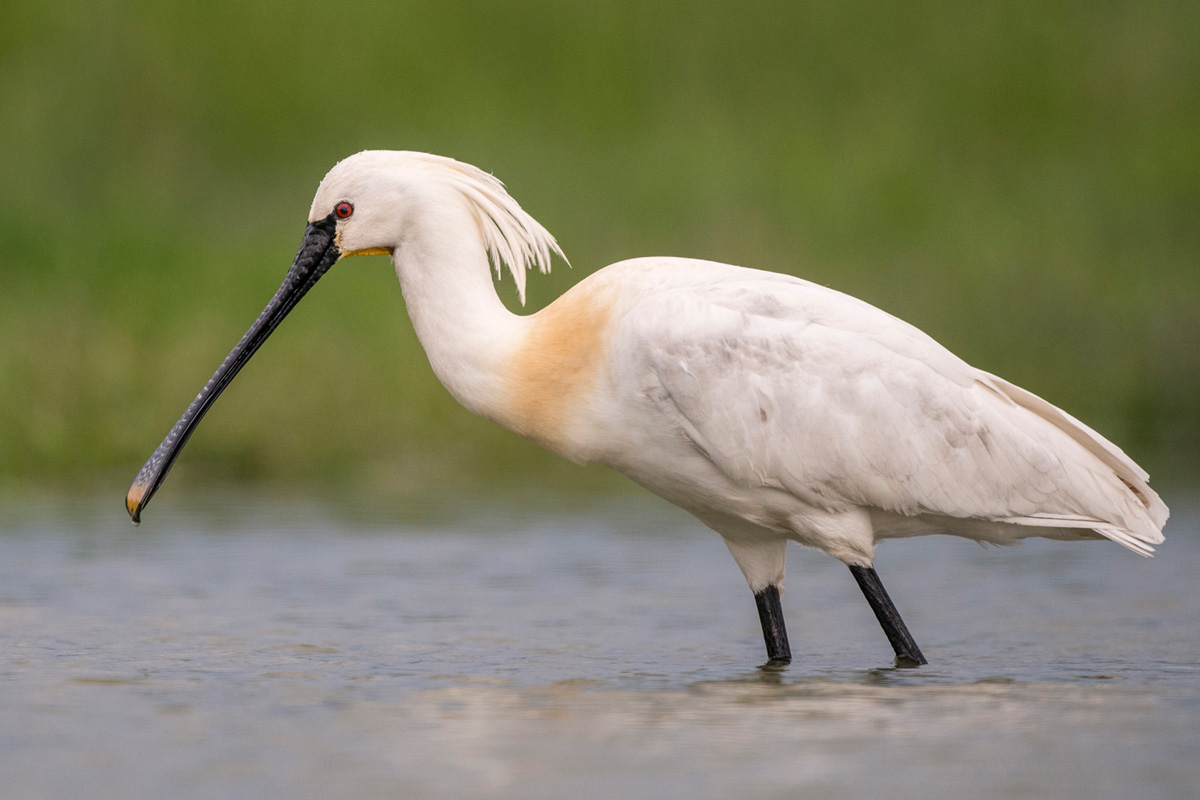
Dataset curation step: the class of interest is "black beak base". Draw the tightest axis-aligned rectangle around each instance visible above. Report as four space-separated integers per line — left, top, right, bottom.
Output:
125 213 341 523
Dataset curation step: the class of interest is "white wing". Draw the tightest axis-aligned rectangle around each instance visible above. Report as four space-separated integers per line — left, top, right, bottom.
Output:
615 262 1167 555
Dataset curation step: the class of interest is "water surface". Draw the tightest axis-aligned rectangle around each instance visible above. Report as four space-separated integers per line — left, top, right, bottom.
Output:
1 493 1197 799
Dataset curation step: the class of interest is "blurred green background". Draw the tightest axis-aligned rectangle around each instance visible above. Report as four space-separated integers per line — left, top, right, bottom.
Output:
2 0 1197 505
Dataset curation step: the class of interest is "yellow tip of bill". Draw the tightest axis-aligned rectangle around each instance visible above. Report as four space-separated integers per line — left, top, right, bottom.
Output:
125 482 147 525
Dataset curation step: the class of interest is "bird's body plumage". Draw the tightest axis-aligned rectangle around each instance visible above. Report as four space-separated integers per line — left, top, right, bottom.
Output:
323 151 1163 591
128 150 1168 664
503 258 1165 589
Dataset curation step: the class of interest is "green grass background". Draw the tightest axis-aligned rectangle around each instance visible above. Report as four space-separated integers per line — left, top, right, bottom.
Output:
2 1 1197 504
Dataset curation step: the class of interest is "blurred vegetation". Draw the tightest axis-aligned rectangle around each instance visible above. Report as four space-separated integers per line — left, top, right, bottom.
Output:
1 0 1197 504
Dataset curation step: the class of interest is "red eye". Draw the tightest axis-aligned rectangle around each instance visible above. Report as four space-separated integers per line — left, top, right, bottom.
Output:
335 202 354 219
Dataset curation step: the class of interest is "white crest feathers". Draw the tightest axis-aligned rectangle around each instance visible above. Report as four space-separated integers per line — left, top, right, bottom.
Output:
421 154 566 305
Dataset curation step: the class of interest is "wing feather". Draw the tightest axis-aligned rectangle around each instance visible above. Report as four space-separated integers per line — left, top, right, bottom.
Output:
618 266 1167 555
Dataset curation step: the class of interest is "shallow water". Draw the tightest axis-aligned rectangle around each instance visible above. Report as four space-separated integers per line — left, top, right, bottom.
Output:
1 493 1197 799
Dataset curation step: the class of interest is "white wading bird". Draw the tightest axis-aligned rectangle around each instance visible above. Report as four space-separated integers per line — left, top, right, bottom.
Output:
127 151 1168 667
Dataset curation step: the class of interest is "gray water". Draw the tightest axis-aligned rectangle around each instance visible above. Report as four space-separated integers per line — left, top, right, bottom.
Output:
1 491 1197 799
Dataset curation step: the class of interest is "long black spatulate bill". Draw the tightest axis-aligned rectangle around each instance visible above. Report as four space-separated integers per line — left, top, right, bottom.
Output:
125 213 341 523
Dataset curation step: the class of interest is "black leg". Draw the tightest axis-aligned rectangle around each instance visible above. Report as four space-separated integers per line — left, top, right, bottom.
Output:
848 565 927 666
754 585 791 663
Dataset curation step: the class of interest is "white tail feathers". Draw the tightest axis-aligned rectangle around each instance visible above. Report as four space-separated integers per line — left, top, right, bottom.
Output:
983 374 1168 556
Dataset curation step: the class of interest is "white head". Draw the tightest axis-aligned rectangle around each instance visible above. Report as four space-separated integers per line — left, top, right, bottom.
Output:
309 150 565 305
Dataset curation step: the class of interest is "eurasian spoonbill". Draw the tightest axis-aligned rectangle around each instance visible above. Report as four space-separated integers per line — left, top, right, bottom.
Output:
127 151 1168 666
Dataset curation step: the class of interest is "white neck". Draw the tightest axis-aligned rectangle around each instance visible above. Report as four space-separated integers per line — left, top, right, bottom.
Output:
390 205 526 423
